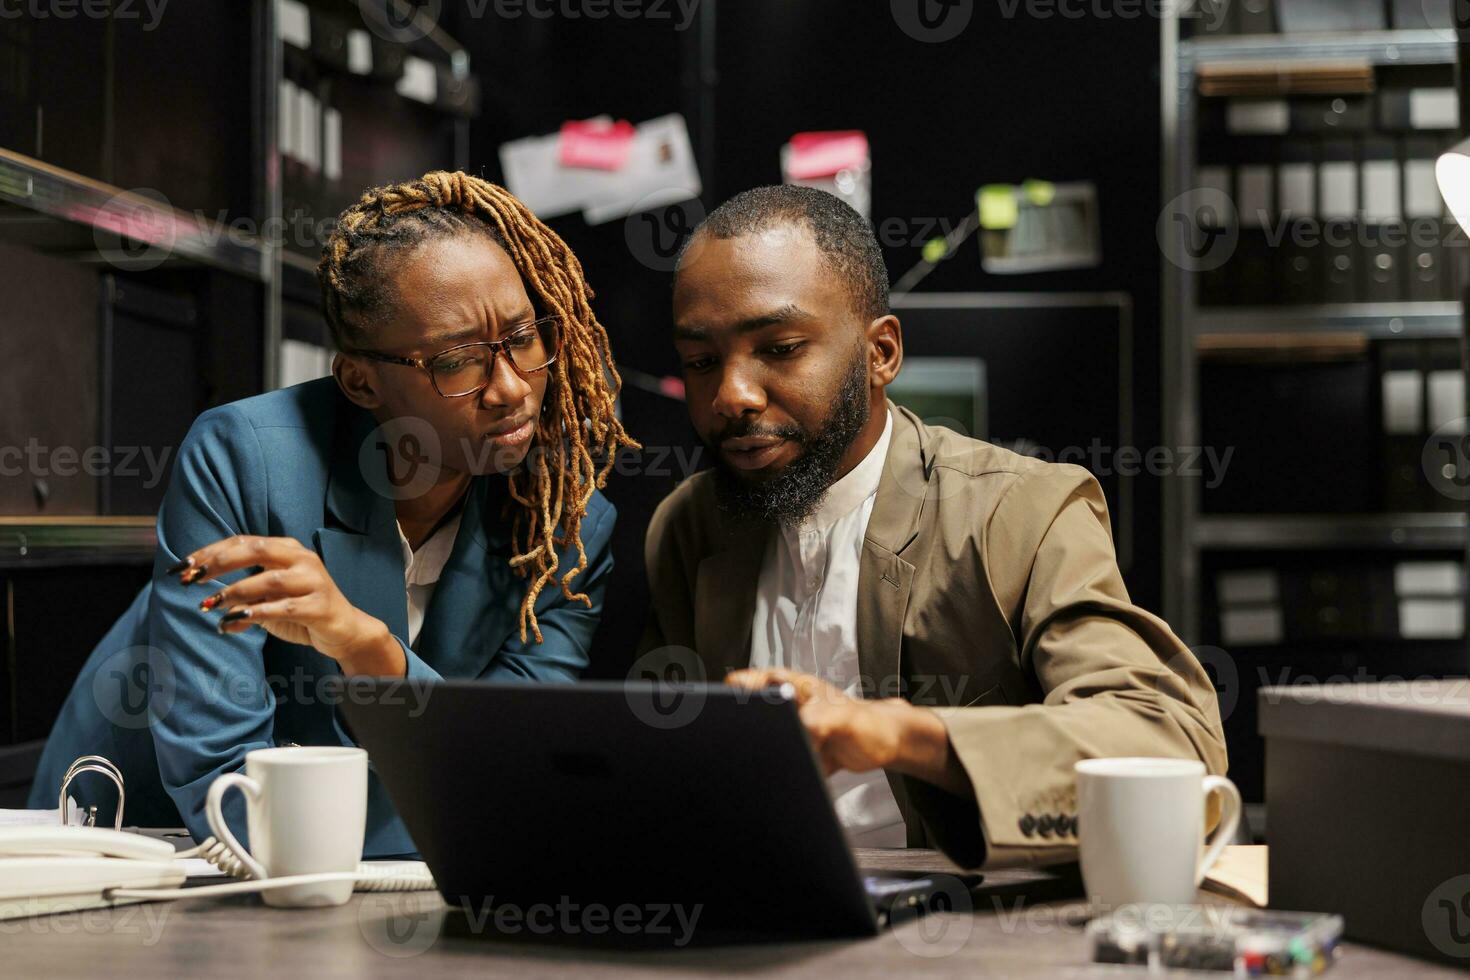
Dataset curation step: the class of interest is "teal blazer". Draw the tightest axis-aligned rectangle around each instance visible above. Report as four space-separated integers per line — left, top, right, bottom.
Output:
29 379 615 856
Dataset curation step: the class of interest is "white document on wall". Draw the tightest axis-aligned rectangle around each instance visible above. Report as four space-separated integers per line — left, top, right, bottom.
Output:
499 116 620 221
580 114 702 225
499 114 702 226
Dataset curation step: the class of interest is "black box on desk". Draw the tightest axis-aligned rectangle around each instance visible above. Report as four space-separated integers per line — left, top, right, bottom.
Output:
1262 681 1470 964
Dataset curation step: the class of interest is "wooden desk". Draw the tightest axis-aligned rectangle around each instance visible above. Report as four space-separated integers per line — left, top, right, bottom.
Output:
8 849 1463 978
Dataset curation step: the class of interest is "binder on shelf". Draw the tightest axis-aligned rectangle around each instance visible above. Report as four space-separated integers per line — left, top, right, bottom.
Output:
1280 567 1392 641
1402 137 1453 303
1290 96 1371 135
1226 100 1290 136
1393 559 1465 641
1360 139 1405 304
1379 87 1460 134
367 35 407 82
1234 0 1276 34
1378 339 1428 512
1319 140 1360 304
1195 164 1236 308
1278 139 1319 305
1216 570 1284 648
1425 339 1466 512
308 11 351 73
1235 161 1277 306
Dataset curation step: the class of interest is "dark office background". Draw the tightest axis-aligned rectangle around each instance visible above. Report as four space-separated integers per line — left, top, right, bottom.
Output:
447 0 1169 615
8 2 1467 815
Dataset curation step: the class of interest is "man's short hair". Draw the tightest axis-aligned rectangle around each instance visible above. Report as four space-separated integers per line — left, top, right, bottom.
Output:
679 185 891 323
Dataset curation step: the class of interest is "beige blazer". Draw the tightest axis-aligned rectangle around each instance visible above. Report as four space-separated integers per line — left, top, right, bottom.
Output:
640 403 1228 869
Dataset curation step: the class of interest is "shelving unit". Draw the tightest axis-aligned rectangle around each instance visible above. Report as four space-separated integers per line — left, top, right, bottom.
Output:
0 0 475 566
1161 18 1470 807
0 1 483 779
1161 26 1467 641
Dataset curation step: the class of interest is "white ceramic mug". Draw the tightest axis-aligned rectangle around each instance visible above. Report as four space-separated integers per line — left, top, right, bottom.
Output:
1074 757 1241 913
204 746 367 907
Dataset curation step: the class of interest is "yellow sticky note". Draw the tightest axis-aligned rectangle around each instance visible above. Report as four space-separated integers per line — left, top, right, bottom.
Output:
1023 179 1056 207
978 185 1019 230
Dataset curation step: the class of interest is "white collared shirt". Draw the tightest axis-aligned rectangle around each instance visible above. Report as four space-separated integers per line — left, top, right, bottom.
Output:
749 409 905 847
395 511 463 648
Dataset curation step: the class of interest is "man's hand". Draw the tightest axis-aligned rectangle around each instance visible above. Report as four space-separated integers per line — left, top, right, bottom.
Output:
724 667 971 797
168 536 405 677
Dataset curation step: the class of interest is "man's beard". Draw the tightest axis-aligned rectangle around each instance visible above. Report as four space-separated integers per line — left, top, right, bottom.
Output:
712 352 871 527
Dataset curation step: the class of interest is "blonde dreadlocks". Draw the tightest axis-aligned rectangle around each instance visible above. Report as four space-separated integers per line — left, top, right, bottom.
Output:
317 170 638 643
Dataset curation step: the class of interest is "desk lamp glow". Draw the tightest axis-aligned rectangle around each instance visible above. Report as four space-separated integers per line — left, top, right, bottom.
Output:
1437 138 1470 231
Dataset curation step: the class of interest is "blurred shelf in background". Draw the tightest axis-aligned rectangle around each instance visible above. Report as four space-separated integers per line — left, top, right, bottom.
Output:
1183 30 1457 68
0 517 156 569
1194 301 1462 338
0 148 268 280
1164 5 1470 807
1194 512 1467 550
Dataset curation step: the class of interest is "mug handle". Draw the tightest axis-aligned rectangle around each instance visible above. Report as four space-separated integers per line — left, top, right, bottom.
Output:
205 772 268 880
1194 774 1243 886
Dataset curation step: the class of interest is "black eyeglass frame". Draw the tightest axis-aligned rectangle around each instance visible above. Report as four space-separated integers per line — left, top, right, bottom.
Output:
347 314 563 398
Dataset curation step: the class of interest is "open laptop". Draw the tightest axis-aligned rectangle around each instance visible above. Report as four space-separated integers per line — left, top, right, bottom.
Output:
340 680 979 939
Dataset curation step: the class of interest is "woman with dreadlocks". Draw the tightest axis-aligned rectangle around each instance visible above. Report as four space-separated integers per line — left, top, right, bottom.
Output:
30 172 637 856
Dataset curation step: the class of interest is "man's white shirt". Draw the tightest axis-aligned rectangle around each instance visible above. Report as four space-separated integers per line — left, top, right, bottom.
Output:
749 408 906 846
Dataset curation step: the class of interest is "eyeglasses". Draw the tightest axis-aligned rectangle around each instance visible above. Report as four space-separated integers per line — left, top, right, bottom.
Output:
349 315 563 398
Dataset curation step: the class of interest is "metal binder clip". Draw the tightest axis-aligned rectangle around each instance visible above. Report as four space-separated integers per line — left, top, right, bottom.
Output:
59 755 126 830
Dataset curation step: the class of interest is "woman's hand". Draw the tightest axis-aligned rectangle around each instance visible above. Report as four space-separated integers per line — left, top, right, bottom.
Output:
168 535 404 676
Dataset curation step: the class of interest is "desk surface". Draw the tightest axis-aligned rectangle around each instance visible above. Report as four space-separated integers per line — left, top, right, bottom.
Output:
9 849 1463 978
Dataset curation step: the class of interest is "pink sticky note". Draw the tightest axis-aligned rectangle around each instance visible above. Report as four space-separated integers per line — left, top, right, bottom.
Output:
559 118 637 171
786 130 869 180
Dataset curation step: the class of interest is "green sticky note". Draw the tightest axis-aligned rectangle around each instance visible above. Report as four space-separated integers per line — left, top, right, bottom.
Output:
978 185 1019 230
1022 179 1056 207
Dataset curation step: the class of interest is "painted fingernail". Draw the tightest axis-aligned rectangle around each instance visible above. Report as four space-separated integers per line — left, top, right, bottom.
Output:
164 558 195 575
199 592 226 612
218 608 251 632
181 564 209 585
